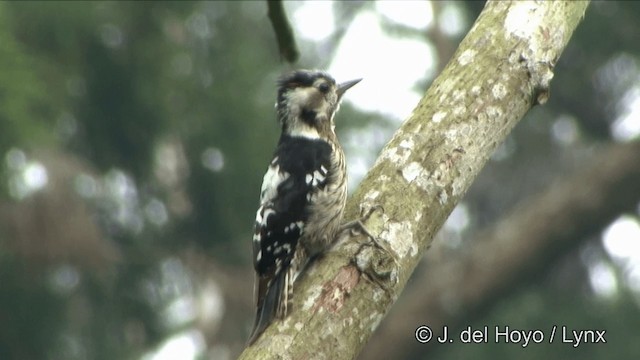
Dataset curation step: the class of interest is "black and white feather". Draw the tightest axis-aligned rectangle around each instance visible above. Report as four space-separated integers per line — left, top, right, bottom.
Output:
247 70 360 344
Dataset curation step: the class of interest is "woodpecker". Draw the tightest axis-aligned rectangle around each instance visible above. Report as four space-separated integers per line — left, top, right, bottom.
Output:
248 70 361 344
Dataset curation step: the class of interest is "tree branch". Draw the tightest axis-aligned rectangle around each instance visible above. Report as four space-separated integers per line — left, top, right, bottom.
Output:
240 1 590 358
267 0 299 63
361 140 640 360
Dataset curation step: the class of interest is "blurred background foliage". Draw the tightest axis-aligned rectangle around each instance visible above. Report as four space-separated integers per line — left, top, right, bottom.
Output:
0 1 638 359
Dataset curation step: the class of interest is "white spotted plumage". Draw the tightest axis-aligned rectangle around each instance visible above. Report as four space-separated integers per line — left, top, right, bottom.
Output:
259 163 289 203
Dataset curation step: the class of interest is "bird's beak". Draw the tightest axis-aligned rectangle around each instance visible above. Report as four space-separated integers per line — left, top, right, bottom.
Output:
337 78 362 97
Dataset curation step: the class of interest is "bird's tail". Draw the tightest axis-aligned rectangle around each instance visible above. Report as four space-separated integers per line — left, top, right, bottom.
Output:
247 269 292 345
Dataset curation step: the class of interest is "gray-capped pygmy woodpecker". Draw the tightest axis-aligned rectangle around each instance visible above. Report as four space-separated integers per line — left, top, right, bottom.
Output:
248 70 360 344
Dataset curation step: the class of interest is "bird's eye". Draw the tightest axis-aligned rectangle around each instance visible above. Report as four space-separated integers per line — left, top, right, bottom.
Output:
318 83 330 94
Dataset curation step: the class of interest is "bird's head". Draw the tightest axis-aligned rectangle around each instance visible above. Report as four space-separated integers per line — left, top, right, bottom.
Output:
276 70 361 140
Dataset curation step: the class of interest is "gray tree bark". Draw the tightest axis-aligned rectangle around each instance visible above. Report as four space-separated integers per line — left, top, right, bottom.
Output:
361 140 640 360
239 1 590 359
